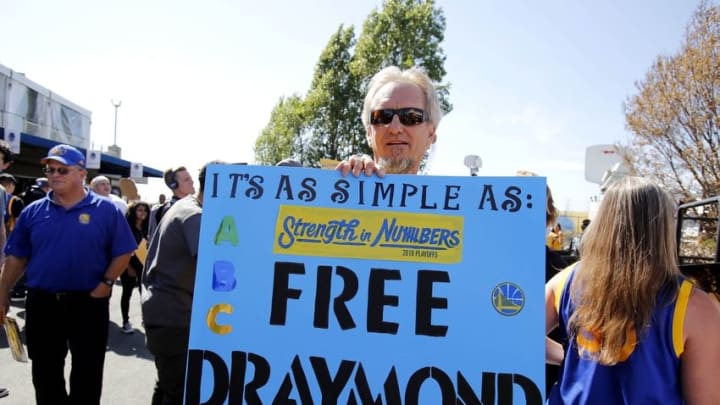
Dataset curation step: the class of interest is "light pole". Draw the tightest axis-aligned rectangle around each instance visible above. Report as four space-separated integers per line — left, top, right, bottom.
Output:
111 99 122 146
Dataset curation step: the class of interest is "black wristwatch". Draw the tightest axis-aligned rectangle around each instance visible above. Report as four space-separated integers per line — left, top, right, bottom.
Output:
102 277 115 287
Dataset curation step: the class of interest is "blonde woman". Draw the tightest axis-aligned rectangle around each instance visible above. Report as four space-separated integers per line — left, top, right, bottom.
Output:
546 177 720 404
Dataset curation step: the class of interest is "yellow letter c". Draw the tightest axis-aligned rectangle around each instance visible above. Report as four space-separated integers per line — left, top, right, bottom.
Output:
206 303 233 335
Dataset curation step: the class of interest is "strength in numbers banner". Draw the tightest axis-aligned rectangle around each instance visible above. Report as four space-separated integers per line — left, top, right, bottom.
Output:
187 164 546 404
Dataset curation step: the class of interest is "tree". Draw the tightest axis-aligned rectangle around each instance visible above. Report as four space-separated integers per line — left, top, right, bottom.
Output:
352 0 452 114
303 25 364 166
255 0 451 166
254 95 306 165
624 1 720 201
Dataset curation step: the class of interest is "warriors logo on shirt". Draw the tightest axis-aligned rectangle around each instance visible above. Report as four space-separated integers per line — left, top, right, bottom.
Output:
576 326 637 361
78 213 90 224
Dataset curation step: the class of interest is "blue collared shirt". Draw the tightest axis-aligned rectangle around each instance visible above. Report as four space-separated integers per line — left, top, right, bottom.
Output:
5 189 137 292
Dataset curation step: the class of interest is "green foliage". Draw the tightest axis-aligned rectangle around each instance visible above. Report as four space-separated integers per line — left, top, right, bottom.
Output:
624 1 720 201
253 95 306 165
303 25 364 166
255 0 450 166
352 0 452 114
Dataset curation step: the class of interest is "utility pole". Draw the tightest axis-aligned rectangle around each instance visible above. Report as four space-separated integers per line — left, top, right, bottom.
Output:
111 99 122 146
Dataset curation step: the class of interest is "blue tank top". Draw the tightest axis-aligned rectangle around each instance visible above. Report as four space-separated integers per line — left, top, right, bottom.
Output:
549 267 693 405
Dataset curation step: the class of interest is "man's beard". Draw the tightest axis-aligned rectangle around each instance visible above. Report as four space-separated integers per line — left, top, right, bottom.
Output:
377 157 414 174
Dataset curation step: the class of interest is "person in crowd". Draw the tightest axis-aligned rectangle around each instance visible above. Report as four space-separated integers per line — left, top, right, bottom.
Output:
0 174 24 233
0 142 13 240
546 223 563 251
336 65 441 177
157 193 167 205
12 176 48 302
516 169 568 395
0 144 137 405
534 172 570 395
20 177 50 207
543 186 568 397
570 219 591 258
0 141 11 400
276 158 302 167
0 173 27 300
0 141 13 174
91 175 128 215
142 162 216 405
545 177 720 404
147 166 195 239
120 201 151 334
110 185 123 198
543 196 568 278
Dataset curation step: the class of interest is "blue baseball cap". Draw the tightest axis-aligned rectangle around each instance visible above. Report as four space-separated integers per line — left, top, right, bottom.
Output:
41 144 86 168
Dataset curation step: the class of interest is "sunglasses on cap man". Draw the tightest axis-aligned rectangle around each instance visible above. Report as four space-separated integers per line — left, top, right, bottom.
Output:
42 166 79 176
370 108 427 126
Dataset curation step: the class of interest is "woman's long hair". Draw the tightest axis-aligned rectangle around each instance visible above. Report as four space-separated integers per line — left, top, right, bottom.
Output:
126 201 151 239
570 177 680 365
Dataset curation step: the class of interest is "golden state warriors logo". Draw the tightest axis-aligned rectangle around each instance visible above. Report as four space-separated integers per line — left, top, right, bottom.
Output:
49 145 67 156
491 282 525 316
576 326 636 361
78 213 90 224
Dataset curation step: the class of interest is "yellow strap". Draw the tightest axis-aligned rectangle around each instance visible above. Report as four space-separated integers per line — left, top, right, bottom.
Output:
553 265 574 313
672 279 694 357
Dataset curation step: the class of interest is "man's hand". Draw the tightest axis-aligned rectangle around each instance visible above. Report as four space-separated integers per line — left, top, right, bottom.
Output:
90 282 112 299
0 256 26 325
336 154 386 177
92 252 132 298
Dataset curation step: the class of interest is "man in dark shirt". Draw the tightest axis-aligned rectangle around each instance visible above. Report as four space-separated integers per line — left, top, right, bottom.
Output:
142 162 214 405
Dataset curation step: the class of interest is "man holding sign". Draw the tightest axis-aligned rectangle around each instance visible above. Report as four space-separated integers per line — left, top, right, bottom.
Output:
142 162 217 405
183 67 544 404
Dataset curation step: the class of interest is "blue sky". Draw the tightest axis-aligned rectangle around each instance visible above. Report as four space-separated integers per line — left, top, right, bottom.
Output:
0 0 703 210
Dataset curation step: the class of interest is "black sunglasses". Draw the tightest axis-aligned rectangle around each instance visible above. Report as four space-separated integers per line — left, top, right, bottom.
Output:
43 166 72 175
370 108 427 126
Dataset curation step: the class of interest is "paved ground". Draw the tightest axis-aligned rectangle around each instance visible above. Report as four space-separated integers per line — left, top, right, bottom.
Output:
0 283 157 404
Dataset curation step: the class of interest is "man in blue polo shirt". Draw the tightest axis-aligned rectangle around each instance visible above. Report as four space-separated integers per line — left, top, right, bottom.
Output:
0 144 137 405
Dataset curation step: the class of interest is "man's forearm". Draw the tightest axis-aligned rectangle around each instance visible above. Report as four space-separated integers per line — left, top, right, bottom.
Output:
0 256 27 295
104 252 133 281
89 252 134 298
0 223 6 263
